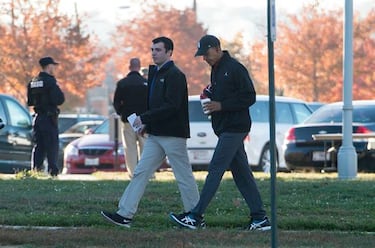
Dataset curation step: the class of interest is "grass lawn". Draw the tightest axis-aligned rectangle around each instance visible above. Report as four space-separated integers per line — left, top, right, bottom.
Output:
0 171 374 247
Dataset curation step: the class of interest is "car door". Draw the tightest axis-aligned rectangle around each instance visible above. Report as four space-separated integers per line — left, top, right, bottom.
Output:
0 95 33 173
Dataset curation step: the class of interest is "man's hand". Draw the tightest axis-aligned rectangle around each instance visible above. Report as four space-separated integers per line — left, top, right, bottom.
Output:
204 101 222 113
133 116 143 130
137 124 147 136
134 116 147 136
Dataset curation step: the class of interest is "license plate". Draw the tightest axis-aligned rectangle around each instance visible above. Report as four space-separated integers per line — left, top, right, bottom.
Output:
85 158 99 166
312 151 330 161
189 150 212 161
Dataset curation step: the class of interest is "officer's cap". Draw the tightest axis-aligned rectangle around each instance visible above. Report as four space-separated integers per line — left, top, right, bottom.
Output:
39 57 59 67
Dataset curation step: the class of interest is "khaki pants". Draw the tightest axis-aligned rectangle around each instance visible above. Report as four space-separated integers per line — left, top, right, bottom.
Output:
117 135 200 219
121 122 145 178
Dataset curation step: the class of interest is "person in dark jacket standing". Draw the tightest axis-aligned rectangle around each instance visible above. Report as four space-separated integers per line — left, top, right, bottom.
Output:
113 58 148 178
101 37 200 227
170 35 271 231
27 56 65 176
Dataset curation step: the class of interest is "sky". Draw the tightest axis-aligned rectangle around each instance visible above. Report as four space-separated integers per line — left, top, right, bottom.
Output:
59 0 373 44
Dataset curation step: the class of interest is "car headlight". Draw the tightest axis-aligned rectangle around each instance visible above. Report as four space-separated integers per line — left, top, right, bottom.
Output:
113 145 125 156
64 143 79 157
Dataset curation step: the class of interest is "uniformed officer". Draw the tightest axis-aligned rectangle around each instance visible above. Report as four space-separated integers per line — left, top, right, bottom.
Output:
27 56 65 176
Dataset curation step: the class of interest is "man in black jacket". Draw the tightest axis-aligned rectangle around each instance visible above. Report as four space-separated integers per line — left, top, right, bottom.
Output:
170 35 271 231
27 56 65 176
101 37 200 228
113 58 148 178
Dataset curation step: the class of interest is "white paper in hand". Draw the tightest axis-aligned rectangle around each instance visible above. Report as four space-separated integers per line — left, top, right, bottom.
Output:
127 113 141 132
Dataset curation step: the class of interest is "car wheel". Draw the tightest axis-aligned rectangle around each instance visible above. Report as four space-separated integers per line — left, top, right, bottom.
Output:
258 144 278 173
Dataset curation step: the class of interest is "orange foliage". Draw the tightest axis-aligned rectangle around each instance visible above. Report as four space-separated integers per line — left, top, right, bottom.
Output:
247 5 374 102
0 1 372 110
0 0 108 110
109 1 209 95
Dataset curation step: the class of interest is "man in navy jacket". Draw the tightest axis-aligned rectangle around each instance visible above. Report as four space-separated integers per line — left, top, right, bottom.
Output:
101 37 200 228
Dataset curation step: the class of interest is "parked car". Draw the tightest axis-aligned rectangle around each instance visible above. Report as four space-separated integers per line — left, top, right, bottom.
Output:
283 100 375 172
58 113 106 134
0 94 33 173
63 119 126 174
57 120 104 171
245 95 313 172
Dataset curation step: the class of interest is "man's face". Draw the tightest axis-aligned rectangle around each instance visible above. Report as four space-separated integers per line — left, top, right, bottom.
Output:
46 64 56 75
202 47 221 66
151 42 171 66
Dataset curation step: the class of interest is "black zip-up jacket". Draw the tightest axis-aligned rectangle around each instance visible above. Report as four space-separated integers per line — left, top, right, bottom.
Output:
209 51 256 136
113 71 148 122
140 61 190 138
27 71 65 115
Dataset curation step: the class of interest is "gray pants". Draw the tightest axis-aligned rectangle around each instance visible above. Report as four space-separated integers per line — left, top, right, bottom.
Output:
117 135 199 219
192 132 266 220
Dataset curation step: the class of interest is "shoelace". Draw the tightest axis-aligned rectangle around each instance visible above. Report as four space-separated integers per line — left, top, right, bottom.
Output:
181 215 197 226
249 219 267 230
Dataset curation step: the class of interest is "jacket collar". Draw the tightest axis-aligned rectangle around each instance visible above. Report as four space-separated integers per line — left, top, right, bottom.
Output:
212 50 230 69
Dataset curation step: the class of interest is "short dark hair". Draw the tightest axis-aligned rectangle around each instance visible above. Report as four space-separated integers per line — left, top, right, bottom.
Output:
152 36 174 52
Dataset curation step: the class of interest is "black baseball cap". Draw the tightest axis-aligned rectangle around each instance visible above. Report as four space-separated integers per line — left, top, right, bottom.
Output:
39 57 59 67
195 35 220 56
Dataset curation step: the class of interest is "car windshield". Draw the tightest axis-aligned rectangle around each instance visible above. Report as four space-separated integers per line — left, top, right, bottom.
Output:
305 104 375 124
94 119 109 134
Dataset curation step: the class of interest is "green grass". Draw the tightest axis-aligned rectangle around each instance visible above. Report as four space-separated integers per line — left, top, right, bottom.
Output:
0 171 374 247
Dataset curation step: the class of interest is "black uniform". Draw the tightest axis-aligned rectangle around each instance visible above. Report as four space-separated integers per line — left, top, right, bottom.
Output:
27 71 65 175
113 71 148 122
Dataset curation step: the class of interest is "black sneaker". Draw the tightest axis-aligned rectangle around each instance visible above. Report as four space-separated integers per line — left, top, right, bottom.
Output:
245 217 271 231
49 168 58 177
101 211 132 228
169 212 205 230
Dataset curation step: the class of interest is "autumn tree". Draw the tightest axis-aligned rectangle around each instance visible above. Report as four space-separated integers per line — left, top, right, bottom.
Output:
274 4 374 102
0 0 108 111
275 5 344 102
352 9 375 100
222 33 269 94
110 0 208 95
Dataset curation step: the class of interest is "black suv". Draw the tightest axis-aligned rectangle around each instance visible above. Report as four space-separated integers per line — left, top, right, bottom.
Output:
0 94 33 173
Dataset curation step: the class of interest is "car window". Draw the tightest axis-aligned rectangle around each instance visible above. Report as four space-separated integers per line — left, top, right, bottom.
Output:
306 104 375 124
250 101 268 122
65 123 97 134
0 100 6 124
291 103 313 123
58 118 77 133
94 120 109 134
353 106 375 123
305 105 341 123
189 101 211 122
4 98 31 127
276 102 294 124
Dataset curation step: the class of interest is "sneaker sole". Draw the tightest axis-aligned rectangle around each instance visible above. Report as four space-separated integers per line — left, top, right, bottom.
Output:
100 211 131 228
169 214 197 230
249 226 271 231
